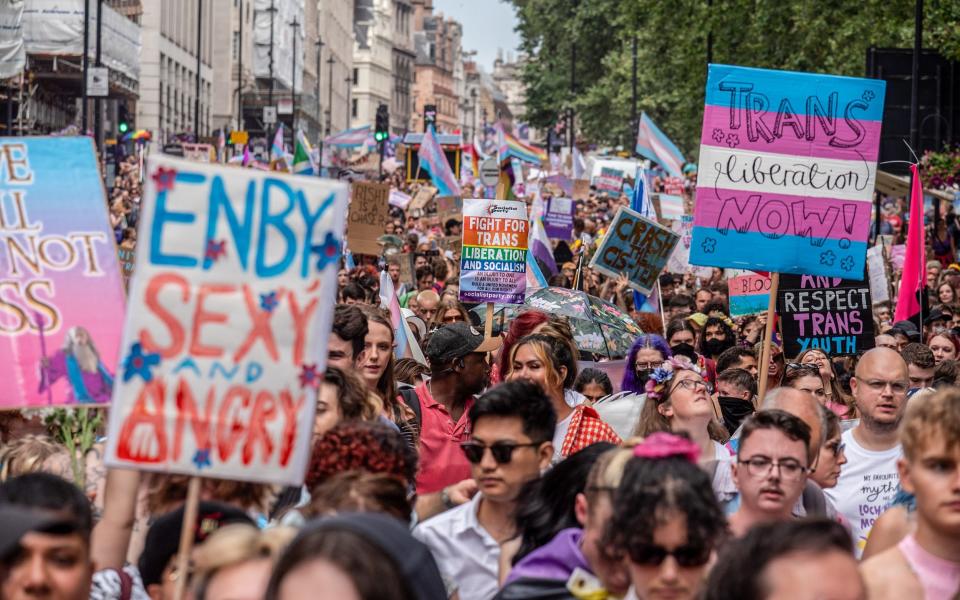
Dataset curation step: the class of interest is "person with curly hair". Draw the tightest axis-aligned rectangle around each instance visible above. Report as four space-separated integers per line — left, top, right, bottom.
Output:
305 421 417 493
602 433 727 600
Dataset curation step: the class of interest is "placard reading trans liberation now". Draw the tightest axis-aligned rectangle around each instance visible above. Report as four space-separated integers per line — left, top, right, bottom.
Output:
459 199 528 304
689 64 886 278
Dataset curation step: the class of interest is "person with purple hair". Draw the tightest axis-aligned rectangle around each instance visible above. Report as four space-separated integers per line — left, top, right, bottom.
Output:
594 335 672 438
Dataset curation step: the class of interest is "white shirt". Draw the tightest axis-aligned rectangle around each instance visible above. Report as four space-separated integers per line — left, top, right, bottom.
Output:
553 412 573 462
593 392 646 439
414 492 500 600
823 428 902 557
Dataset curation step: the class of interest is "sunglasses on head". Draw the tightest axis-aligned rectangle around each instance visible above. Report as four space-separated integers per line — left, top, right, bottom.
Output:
627 542 712 567
460 441 543 464
785 362 820 373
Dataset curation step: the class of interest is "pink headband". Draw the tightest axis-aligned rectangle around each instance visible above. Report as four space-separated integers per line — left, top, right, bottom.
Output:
633 432 700 464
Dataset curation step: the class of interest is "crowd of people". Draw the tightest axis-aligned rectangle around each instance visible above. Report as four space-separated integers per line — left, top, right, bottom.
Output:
3 159 960 600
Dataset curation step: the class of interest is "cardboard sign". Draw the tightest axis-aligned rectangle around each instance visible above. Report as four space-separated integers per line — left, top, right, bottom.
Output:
572 179 591 200
595 167 624 193
589 206 681 295
0 138 126 407
543 196 575 240
439 235 463 258
728 273 772 317
347 182 390 256
665 216 712 279
104 156 348 485
409 185 437 212
657 194 684 221
435 195 463 226
866 244 890 304
776 275 874 357
459 199 528 304
689 64 886 278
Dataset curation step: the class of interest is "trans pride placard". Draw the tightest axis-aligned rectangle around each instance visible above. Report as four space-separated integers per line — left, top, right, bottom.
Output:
459 199 528 304
104 157 347 485
0 138 125 407
689 65 885 278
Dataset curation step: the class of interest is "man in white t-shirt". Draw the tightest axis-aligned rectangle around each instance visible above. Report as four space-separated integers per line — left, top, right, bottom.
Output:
824 347 908 557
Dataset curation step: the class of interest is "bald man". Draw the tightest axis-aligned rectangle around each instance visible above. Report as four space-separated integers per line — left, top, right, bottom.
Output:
824 348 909 557
413 290 440 324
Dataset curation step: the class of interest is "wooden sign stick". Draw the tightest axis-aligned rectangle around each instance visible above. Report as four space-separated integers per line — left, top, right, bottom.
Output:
756 272 781 404
172 476 202 600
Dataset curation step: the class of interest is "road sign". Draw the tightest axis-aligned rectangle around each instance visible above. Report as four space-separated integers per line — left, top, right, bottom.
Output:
277 98 293 115
230 130 249 145
263 106 277 124
87 67 108 97
480 157 499 186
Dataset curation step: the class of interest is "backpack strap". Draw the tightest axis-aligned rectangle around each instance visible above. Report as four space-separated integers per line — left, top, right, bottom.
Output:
399 386 422 429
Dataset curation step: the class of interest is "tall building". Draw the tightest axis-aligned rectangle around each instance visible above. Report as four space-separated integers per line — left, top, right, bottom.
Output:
318 0 354 137
411 0 462 133
210 0 254 134
392 0 415 136
138 0 215 144
493 50 530 136
351 0 392 131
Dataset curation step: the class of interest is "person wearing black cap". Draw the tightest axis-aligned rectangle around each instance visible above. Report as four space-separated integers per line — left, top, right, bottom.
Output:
403 322 501 497
265 512 447 600
888 320 921 352
0 473 94 600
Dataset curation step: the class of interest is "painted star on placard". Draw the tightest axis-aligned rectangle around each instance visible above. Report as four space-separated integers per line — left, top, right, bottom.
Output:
701 237 717 254
192 447 212 470
840 256 855 272
726 133 740 148
311 232 341 271
862 90 875 102
299 364 321 388
122 342 161 383
260 291 279 313
819 250 836 266
205 239 227 262
152 166 178 193
712 128 725 144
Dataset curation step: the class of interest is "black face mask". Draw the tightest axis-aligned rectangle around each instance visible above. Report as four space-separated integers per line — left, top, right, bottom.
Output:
717 396 755 434
701 338 733 358
635 368 655 385
671 343 697 362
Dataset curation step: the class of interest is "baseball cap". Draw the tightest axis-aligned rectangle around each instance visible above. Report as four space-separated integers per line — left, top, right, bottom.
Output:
0 506 62 558
138 501 254 586
890 320 921 341
426 322 502 363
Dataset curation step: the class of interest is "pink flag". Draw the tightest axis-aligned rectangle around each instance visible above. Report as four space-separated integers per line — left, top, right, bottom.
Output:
894 163 926 323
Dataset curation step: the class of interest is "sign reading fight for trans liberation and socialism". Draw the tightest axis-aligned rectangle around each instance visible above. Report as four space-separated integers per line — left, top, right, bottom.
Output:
104 157 348 485
590 206 680 295
689 64 886 278
728 273 772 317
0 138 126 408
459 199 528 304
543 196 575 240
776 274 874 357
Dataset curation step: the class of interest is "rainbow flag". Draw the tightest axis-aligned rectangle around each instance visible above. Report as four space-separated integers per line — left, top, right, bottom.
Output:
635 112 685 178
498 125 547 166
418 125 461 196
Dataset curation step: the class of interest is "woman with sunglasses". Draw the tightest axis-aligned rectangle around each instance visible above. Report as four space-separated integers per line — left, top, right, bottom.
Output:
428 296 471 330
810 406 847 492
603 433 727 600
634 357 729 465
507 333 620 461
594 335 672 439
796 348 854 418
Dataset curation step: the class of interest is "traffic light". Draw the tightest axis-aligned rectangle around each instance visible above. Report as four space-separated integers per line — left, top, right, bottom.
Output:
117 102 131 135
374 104 389 142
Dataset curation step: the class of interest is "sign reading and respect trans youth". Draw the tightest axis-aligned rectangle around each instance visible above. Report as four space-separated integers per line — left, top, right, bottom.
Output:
776 274 874 357
459 199 528 304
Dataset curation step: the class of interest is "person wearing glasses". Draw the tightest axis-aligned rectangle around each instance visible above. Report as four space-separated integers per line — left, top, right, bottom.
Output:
603 432 727 600
810 406 848 493
797 348 855 418
728 410 812 538
824 347 909 557
594 334 672 439
635 356 729 466
414 381 556 600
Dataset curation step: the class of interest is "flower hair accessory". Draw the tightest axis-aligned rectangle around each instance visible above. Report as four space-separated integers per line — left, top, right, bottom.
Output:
633 432 700 464
643 356 702 402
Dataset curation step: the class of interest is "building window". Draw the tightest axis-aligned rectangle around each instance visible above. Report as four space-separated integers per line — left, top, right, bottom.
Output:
232 31 239 60
352 99 358 118
353 68 358 85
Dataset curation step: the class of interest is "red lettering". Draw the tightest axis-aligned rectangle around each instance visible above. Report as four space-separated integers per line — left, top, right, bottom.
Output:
188 284 233 358
287 293 318 365
140 273 189 357
172 378 214 462
216 386 250 462
116 379 168 463
242 390 277 466
233 285 279 363
278 389 305 467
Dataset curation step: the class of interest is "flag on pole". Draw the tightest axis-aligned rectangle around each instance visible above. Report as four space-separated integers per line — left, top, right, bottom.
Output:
635 112 685 178
271 123 287 169
894 163 928 326
292 130 314 175
497 124 547 165
379 270 427 363
418 125 461 196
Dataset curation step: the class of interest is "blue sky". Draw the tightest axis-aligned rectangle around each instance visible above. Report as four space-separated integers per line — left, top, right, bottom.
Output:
433 0 522 71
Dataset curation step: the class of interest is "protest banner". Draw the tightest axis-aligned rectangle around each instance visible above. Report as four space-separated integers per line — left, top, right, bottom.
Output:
728 273 772 317
459 199 528 304
543 196 575 240
589 206 680 295
0 138 126 408
389 189 412 209
595 167 624 193
118 247 136 290
104 156 348 485
434 195 463 227
866 244 890 304
409 185 437 213
666 216 713 279
664 177 684 195
656 194 684 221
776 274 875 357
347 182 390 256
572 179 591 200
689 64 886 278
544 174 573 197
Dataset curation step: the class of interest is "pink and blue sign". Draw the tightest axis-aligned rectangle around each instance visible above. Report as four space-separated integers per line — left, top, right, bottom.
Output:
689 64 885 278
0 138 126 407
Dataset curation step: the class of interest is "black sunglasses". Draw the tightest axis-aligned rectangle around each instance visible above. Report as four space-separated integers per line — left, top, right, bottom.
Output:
785 362 820 373
627 542 712 567
460 441 543 464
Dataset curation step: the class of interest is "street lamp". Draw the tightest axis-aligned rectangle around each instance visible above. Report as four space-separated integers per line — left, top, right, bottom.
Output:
470 88 477 142
345 75 352 130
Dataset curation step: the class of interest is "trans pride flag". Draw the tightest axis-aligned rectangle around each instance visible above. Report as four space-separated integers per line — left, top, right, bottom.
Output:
635 112 685 178
688 64 885 279
418 125 461 196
